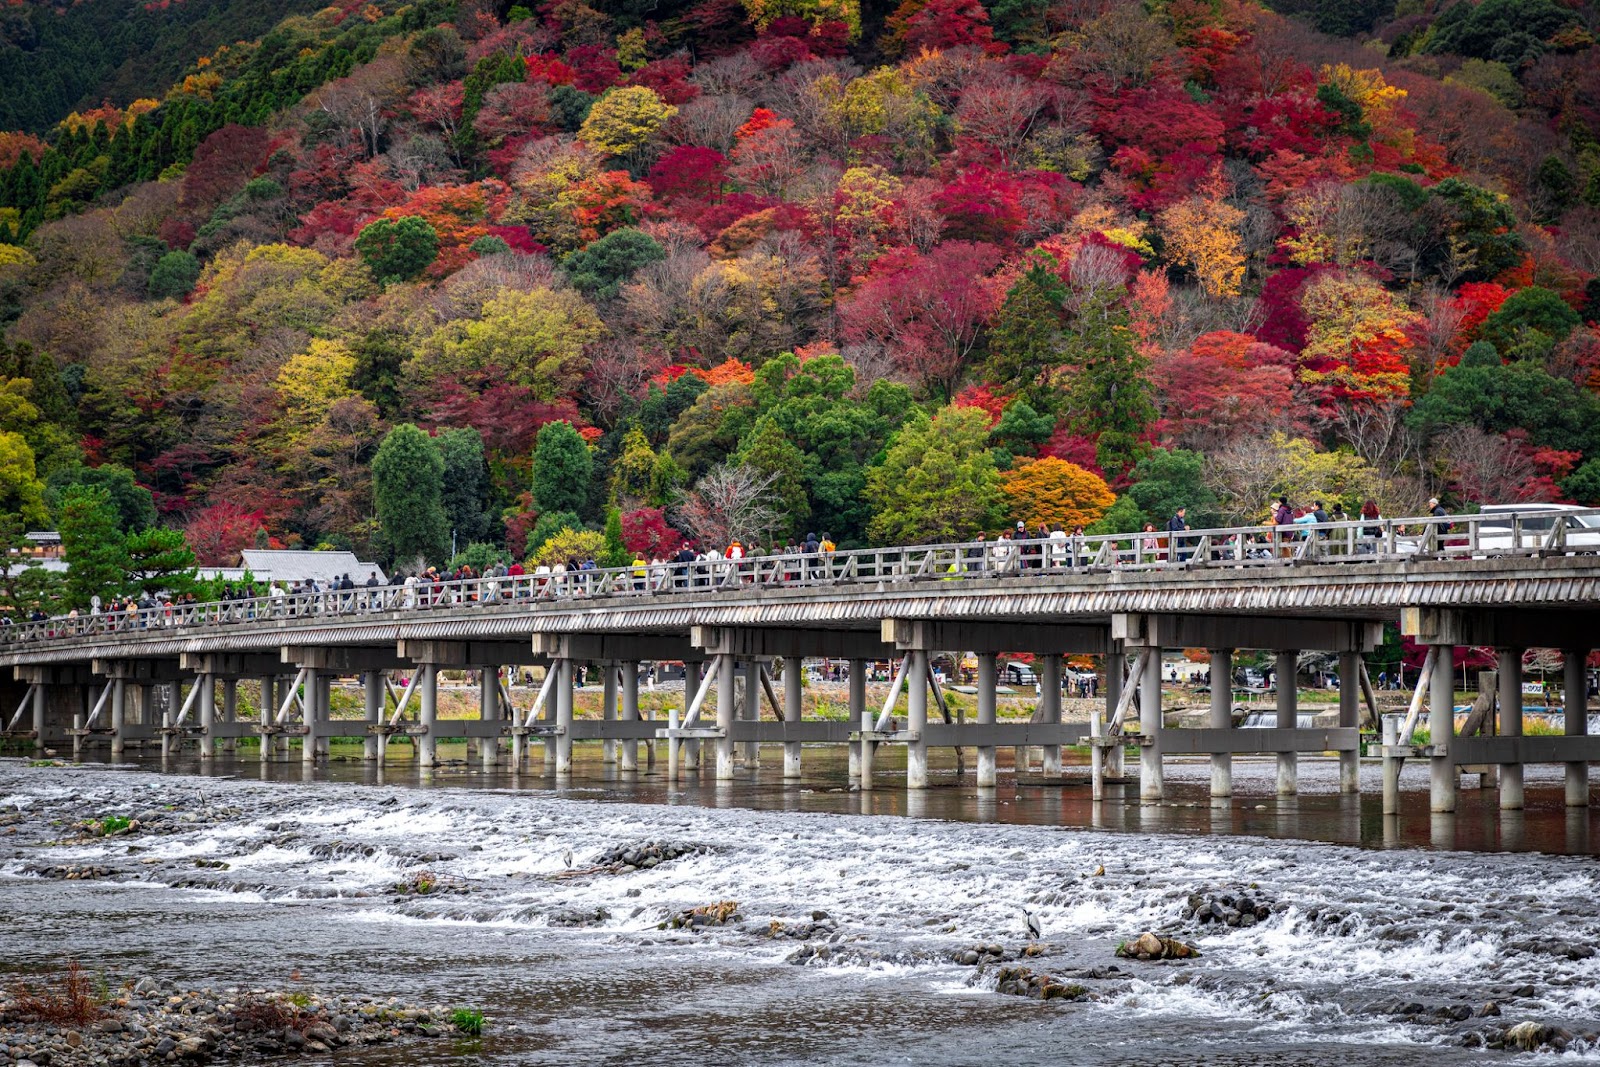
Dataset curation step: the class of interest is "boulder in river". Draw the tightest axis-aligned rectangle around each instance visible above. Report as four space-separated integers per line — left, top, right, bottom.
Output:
661 900 741 930
1115 932 1199 961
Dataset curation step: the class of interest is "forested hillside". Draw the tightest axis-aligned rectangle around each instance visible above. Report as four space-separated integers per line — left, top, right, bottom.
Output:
0 0 333 134
1 0 1599 610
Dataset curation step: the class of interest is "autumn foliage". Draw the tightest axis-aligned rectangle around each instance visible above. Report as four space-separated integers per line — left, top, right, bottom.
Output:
999 458 1116 529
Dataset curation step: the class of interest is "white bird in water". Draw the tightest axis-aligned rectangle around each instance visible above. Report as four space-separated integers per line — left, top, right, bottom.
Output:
563 847 574 869
1022 907 1041 941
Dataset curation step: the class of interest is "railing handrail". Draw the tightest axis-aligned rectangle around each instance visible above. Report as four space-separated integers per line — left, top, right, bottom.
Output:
4 507 1599 649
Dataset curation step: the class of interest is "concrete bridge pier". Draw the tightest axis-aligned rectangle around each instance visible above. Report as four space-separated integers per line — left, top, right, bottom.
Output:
548 660 575 774
1140 644 1164 801
1105 651 1125 780
362 671 384 761
782 656 802 779
1430 643 1457 813
258 677 274 762
1039 655 1063 777
220 678 238 756
1338 651 1361 793
1497 648 1524 810
1565 647 1589 807
1276 650 1298 796
31 681 46 755
110 678 128 755
621 662 641 772
300 671 333 765
741 660 760 769
906 649 929 789
976 653 997 788
479 666 501 768
601 664 619 765
716 653 737 780
847 659 865 783
1210 649 1233 798
416 664 439 768
197 676 216 759
683 661 702 772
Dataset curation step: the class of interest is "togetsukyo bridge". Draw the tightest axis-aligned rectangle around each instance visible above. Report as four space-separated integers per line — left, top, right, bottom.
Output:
4 509 1600 817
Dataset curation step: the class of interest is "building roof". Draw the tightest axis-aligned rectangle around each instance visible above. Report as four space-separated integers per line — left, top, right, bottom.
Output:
237 550 386 586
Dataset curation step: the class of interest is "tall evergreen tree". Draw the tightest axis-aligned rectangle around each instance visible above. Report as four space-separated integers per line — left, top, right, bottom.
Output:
1066 289 1155 481
986 258 1069 408
532 421 592 518
57 484 128 609
372 424 449 566
437 427 493 546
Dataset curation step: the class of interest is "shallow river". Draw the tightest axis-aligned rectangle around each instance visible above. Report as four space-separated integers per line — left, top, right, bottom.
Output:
2 750 1598 1065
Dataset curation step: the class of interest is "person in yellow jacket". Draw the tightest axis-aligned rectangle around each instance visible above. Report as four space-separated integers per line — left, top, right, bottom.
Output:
631 554 648 591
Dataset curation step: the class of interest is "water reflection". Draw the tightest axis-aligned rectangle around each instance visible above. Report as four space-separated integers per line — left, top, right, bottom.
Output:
81 743 1600 855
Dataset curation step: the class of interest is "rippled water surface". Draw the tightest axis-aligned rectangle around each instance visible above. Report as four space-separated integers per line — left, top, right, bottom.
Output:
3 749 1598 1064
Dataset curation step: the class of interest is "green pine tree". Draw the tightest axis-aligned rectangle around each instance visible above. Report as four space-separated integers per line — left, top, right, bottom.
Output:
532 421 592 518
57 484 128 610
373 424 449 566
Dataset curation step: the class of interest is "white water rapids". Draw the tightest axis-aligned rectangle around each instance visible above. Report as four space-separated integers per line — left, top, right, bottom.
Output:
2 760 1598 1064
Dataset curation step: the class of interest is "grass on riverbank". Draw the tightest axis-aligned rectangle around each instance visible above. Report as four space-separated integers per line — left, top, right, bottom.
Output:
6 960 103 1026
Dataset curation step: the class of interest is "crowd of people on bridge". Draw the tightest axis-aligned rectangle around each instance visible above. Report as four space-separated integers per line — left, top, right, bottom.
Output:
3 499 1480 640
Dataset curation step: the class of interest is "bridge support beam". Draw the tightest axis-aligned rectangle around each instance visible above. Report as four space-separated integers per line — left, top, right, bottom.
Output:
907 650 929 789
783 657 802 779
682 661 701 772
1140 646 1164 801
716 654 736 780
1039 655 1062 778
554 659 574 774
480 667 501 768
1338 651 1360 793
1276 651 1298 796
258 677 273 762
220 678 238 756
1566 647 1589 807
976 653 997 788
304 672 332 765
1430 643 1457 813
417 664 438 768
1210 649 1233 798
362 671 383 762
621 663 641 772
31 682 46 755
1498 649 1523 810
847 660 865 783
602 665 618 765
741 660 760 769
1104 651 1125 780
110 679 127 756
198 676 216 759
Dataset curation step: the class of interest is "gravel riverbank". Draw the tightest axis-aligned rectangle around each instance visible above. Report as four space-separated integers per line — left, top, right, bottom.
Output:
1 976 462 1067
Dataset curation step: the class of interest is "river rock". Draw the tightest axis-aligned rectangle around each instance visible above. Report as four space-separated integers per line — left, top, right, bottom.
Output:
661 900 740 929
594 839 709 870
1503 1021 1573 1051
1183 888 1280 929
1116 932 1200 961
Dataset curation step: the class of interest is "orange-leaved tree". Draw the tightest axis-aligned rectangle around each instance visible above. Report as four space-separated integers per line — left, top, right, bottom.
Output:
998 457 1116 529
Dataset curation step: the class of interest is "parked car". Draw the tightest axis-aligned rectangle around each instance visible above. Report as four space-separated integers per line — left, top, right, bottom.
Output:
1002 661 1037 686
1473 504 1600 552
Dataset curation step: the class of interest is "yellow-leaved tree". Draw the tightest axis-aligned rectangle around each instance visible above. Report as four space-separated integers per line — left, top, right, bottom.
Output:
1158 191 1246 299
578 86 678 160
998 457 1116 530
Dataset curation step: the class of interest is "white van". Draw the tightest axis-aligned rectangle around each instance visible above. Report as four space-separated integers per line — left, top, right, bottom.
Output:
1474 504 1600 551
